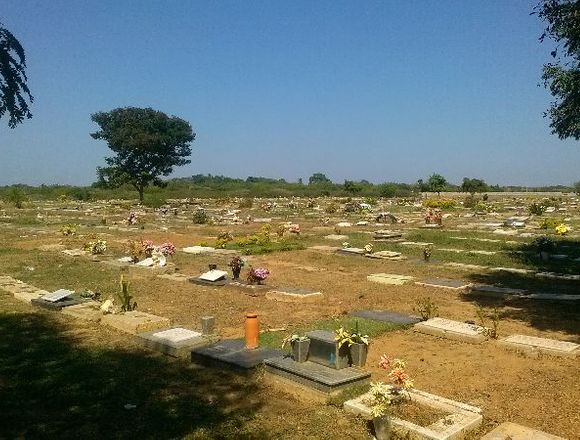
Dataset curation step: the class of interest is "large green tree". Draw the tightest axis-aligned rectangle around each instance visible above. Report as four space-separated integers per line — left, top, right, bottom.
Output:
461 177 488 194
91 107 195 202
427 173 448 195
536 0 580 139
308 173 332 185
0 23 33 128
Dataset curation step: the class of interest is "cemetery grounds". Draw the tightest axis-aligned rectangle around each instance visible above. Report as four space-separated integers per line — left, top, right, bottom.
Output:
0 193 578 439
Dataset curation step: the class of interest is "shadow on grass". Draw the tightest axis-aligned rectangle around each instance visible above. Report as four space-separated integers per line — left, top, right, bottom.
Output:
0 309 266 439
505 236 580 275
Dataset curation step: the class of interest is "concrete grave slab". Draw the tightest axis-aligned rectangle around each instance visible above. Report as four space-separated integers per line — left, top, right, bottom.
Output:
367 273 414 286
62 249 87 257
415 278 471 291
101 311 171 334
499 334 579 358
61 301 102 322
414 318 486 344
350 310 421 325
266 287 323 303
305 330 350 369
366 250 406 260
344 388 482 440
191 338 283 370
182 246 216 254
199 269 228 282
41 289 74 302
14 289 51 303
136 327 218 358
336 247 366 256
31 294 88 311
264 357 371 394
157 273 190 282
480 422 566 440
324 234 348 240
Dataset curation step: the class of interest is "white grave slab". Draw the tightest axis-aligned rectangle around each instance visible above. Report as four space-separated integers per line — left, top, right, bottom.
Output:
414 317 486 343
480 422 566 440
151 328 202 343
182 246 216 254
199 269 228 282
42 289 74 302
499 334 579 357
367 273 414 286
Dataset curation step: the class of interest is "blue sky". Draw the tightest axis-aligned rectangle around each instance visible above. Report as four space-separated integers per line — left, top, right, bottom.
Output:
1 0 578 186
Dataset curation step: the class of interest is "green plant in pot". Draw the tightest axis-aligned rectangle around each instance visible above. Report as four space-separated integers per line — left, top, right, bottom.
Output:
282 334 310 363
366 355 413 440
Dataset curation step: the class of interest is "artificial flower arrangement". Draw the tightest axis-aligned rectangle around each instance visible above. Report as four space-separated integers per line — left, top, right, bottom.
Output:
555 223 570 235
423 244 433 261
247 266 270 284
424 208 442 225
335 322 369 348
281 334 309 349
127 239 175 263
367 355 414 418
84 239 107 255
228 256 245 279
127 212 138 225
342 242 351 248
364 243 374 254
60 223 77 236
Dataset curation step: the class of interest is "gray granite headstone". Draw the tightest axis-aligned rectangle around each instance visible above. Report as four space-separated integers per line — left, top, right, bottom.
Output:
305 330 349 369
350 310 421 326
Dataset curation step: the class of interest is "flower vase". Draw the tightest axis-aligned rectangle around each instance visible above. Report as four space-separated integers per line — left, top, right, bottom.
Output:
349 342 368 367
292 338 310 363
373 415 392 440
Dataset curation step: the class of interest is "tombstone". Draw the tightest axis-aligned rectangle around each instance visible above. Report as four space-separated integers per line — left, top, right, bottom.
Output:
367 273 414 286
201 316 215 335
265 287 323 303
480 422 565 440
499 334 579 357
136 327 216 358
190 270 229 286
305 330 350 369
414 317 486 344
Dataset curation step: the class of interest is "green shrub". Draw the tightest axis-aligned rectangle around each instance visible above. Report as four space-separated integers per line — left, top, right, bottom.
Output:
6 188 27 209
539 218 562 229
143 193 166 209
192 209 209 224
463 194 479 209
325 203 338 214
528 202 547 216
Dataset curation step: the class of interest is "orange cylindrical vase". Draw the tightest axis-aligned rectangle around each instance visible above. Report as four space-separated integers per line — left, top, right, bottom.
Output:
245 313 259 349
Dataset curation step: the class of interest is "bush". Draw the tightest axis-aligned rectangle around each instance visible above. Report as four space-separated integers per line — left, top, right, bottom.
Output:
539 218 562 230
192 209 209 224
325 203 338 214
528 202 547 216
5 188 27 209
238 198 253 209
463 194 479 209
423 198 456 209
143 193 166 209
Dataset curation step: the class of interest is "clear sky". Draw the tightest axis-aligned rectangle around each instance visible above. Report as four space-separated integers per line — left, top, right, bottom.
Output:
1 0 578 187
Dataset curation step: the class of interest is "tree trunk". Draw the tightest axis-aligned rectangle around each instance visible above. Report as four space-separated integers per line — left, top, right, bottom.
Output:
138 187 144 203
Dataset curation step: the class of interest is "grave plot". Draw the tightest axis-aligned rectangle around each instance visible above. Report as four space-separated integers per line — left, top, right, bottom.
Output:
31 289 89 311
498 334 579 358
0 278 50 303
344 388 482 440
350 310 421 326
191 339 283 370
415 278 472 291
365 250 406 261
136 327 218 358
101 311 171 335
264 329 371 395
414 318 486 344
480 422 566 440
367 273 414 286
61 301 103 322
372 229 403 241
265 287 323 303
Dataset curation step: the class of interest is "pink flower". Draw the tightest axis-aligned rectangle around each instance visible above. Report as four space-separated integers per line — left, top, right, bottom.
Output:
378 354 391 370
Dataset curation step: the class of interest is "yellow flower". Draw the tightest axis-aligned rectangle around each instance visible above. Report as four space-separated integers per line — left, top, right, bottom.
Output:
555 223 569 235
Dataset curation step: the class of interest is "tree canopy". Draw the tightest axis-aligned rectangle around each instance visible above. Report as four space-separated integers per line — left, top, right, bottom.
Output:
461 177 488 194
427 173 448 195
90 107 195 202
0 23 33 128
535 0 580 139
308 173 332 185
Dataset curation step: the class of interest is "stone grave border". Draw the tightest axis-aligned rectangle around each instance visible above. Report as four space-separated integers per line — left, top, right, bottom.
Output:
344 388 482 440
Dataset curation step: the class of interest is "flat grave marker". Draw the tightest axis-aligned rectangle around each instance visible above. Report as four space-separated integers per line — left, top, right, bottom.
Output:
414 317 486 344
61 301 102 322
415 278 471 291
41 289 74 302
101 311 171 335
499 334 579 358
480 422 565 440
191 339 283 370
367 273 414 286
136 327 216 358
350 310 421 325
265 287 322 303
